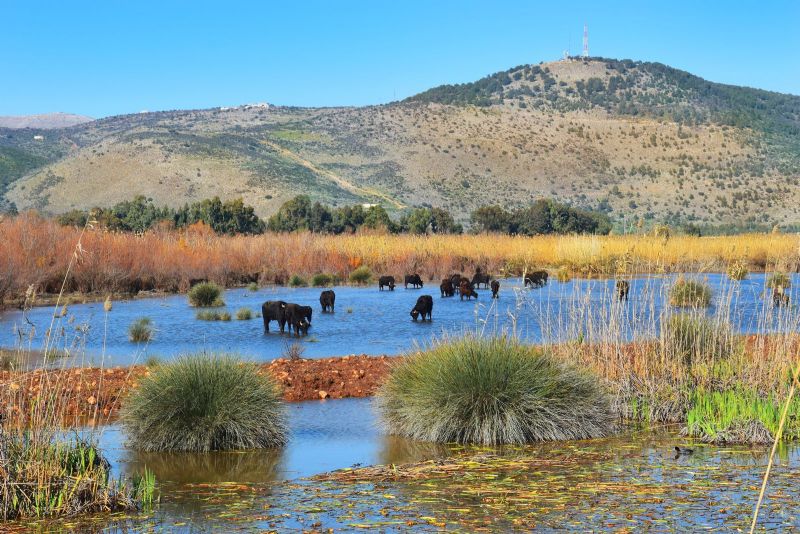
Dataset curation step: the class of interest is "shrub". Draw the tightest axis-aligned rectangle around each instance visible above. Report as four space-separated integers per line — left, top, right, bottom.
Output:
235 307 254 320
349 266 373 285
661 314 735 366
311 273 335 287
378 337 614 444
288 275 307 287
669 277 712 308
767 272 791 291
122 354 288 451
188 282 224 307
128 317 153 342
726 261 748 281
282 341 305 361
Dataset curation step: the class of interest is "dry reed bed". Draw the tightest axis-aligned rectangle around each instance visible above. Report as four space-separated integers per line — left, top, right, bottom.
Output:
2 214 799 303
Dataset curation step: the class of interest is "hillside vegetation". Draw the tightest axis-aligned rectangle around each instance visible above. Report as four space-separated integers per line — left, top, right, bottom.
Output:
3 58 800 228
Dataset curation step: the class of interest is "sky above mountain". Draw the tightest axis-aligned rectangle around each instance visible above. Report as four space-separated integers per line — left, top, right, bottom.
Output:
3 0 798 118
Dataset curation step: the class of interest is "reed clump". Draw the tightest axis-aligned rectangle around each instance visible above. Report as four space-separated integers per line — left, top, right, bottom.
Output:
121 353 288 451
726 261 749 281
766 272 792 291
188 282 224 307
235 307 254 320
379 337 614 445
669 278 712 308
661 314 737 367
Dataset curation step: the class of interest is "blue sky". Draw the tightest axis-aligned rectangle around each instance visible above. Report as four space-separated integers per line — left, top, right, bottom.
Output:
2 0 798 118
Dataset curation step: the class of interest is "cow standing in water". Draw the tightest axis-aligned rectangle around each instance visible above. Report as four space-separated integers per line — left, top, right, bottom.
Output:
284 303 312 335
404 274 424 289
440 278 455 297
378 276 396 291
262 301 287 333
616 281 630 302
319 290 335 312
524 271 548 288
459 280 478 300
471 268 491 289
491 280 500 298
410 295 433 321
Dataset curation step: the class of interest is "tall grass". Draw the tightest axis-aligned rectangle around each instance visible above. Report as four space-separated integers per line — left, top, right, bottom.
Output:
121 353 288 451
2 214 799 301
379 336 614 444
128 317 153 342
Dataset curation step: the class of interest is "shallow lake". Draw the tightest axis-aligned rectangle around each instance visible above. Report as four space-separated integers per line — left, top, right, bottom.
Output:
2 273 798 367
50 397 800 531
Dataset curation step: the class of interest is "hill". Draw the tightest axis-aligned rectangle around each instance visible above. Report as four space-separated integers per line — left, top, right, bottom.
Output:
3 58 799 228
0 113 93 129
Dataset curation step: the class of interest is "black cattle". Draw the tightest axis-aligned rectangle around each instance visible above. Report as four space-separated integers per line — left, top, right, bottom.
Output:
262 300 287 333
491 280 500 298
524 270 549 288
449 274 463 294
284 303 312 335
410 295 433 321
404 274 424 289
773 289 790 307
378 275 396 291
459 280 478 300
320 290 335 312
471 271 491 289
616 281 630 302
440 278 455 297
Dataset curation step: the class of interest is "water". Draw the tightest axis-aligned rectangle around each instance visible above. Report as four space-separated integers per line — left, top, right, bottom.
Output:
50 398 800 531
1 273 796 367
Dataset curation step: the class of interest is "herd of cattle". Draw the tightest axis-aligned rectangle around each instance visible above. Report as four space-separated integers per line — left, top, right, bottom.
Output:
261 268 634 336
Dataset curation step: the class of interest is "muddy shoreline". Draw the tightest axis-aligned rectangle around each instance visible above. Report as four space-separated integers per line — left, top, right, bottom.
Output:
0 354 394 421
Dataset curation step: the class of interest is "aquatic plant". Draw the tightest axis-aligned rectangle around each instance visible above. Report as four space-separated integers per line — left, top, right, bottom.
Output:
685 388 800 443
247 282 259 292
378 336 614 444
219 311 231 321
235 307 254 320
0 432 154 520
128 317 153 342
661 313 736 367
122 353 288 451
311 273 335 287
556 266 571 283
188 282 224 307
726 261 749 281
669 278 712 308
349 265 372 285
288 274 308 287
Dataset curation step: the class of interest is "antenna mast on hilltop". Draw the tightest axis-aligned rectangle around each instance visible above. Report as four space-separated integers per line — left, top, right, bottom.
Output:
582 24 589 58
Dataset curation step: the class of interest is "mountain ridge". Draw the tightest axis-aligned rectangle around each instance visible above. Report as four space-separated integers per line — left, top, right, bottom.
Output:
2 57 799 228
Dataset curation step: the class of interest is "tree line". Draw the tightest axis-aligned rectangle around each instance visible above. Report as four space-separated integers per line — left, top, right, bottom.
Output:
56 194 611 236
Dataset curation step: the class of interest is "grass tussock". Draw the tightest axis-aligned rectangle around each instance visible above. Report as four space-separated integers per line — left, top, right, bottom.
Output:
188 282 224 307
288 275 307 287
727 261 749 281
128 317 153 343
247 282 259 292
669 277 712 308
556 266 572 283
196 310 231 321
379 337 614 445
235 307 254 320
767 272 792 291
661 314 737 367
121 353 288 451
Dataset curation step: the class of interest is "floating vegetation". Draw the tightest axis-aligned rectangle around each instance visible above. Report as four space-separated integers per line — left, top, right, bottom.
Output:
122 353 288 451
379 336 614 444
669 277 712 308
188 282 224 307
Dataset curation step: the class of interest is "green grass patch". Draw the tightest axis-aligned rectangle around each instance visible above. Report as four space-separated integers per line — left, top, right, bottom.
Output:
121 353 288 451
685 388 800 443
311 273 335 287
378 336 614 444
235 307 254 320
188 282 224 307
288 275 308 287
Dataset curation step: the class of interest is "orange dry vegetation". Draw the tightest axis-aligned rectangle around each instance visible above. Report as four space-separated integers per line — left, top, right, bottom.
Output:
1 213 799 302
